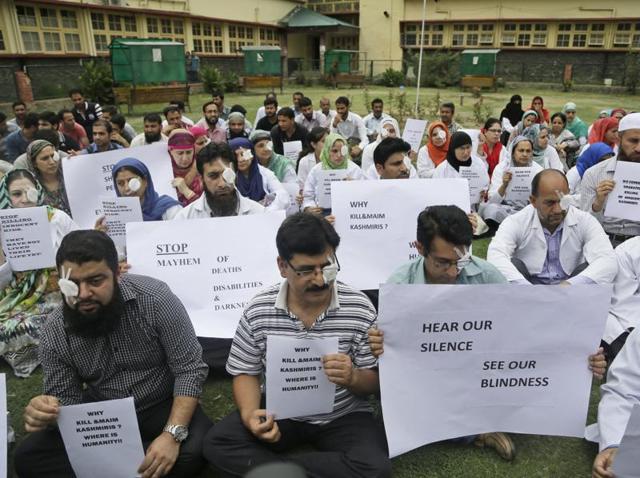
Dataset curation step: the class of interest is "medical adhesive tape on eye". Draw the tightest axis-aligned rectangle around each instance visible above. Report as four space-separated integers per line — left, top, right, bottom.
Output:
242 149 253 160
557 191 572 211
58 266 79 301
437 130 447 141
266 141 273 151
222 168 236 185
128 177 142 192
380 128 389 138
322 257 339 285
52 152 60 162
341 145 349 156
26 188 39 203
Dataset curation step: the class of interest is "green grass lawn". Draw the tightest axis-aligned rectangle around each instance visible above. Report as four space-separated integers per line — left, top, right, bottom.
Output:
4 236 605 478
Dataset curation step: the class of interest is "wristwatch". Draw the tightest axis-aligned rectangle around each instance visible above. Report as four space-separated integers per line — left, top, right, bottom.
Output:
163 424 189 443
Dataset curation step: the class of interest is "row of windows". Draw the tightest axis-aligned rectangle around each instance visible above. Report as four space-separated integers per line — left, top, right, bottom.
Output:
7 4 283 55
307 0 359 14
401 22 640 49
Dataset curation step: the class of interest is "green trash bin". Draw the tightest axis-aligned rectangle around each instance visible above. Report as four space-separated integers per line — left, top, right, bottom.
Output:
110 38 186 84
242 46 282 76
459 49 500 77
324 50 353 75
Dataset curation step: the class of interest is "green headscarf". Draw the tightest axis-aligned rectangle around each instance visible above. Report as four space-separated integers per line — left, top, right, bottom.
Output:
320 133 349 170
0 169 46 210
562 102 588 140
266 152 294 182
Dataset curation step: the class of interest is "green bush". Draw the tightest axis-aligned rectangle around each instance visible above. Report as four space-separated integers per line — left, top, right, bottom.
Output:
378 68 405 87
201 66 224 95
222 70 241 93
407 51 461 88
624 50 639 94
79 60 114 105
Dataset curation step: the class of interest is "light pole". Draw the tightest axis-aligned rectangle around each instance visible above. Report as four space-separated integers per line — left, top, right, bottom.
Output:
414 0 427 116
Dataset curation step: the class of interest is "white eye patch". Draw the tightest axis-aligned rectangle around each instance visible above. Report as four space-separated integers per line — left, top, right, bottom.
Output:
128 177 142 192
26 188 39 203
556 190 572 211
380 128 389 138
340 145 349 157
52 151 60 162
222 168 236 185
437 130 447 141
266 141 273 151
58 266 79 305
242 149 253 160
322 256 339 284
454 246 471 273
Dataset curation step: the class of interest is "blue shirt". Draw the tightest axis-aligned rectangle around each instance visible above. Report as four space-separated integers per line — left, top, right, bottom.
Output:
4 129 29 163
387 256 507 285
81 142 123 154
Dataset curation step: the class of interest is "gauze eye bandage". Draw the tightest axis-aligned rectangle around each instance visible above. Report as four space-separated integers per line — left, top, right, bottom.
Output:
128 177 142 192
266 141 273 151
222 168 236 185
437 130 447 141
454 246 471 273
380 128 389 139
58 266 79 305
556 190 572 211
52 151 60 162
26 188 39 203
242 149 253 161
340 145 349 157
322 256 339 285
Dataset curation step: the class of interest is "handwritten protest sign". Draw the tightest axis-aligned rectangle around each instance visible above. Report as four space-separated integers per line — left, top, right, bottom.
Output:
459 166 487 204
378 284 610 457
402 119 427 152
505 166 535 203
266 336 338 420
57 397 144 478
0 206 55 271
100 197 143 247
605 161 640 222
283 141 303 165
315 170 349 209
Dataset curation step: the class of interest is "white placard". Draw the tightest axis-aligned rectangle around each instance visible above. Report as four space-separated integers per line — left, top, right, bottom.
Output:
62 143 178 228
0 206 55 271
505 166 534 203
316 169 349 209
402 119 428 152
605 161 640 222
152 48 162 62
57 397 144 478
612 404 640 478
100 196 143 247
378 283 610 458
266 335 338 420
281 182 301 217
0 374 6 478
459 166 486 204
331 179 471 290
126 212 284 337
283 141 303 165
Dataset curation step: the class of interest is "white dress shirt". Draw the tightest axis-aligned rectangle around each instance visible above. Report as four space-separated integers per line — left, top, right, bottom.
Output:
173 190 265 220
330 111 368 149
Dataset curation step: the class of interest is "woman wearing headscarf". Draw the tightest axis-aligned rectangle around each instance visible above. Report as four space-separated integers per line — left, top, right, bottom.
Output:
167 129 203 206
228 137 289 212
480 136 544 228
361 117 417 179
26 139 72 216
476 118 507 178
529 96 550 124
189 125 210 155
0 169 78 376
522 124 565 171
588 117 619 148
249 130 297 184
549 112 580 169
610 109 627 120
297 127 328 188
507 110 539 145
226 111 251 140
433 131 489 212
500 95 524 128
561 102 588 146
566 142 614 203
302 133 365 218
112 158 182 221
417 121 450 178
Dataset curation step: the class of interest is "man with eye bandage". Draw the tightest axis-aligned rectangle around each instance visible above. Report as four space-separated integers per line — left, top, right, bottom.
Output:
203 213 391 478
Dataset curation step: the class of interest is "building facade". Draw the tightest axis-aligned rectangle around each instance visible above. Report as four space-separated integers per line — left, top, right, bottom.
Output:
0 0 638 101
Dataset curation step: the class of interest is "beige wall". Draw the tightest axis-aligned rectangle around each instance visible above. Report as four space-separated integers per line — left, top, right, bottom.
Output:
190 0 298 24
359 0 405 75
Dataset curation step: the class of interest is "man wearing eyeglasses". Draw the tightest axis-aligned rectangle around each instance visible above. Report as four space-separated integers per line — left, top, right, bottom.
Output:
369 205 516 460
203 212 391 478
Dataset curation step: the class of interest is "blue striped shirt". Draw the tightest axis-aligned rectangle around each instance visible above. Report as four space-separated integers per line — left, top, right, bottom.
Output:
226 280 377 424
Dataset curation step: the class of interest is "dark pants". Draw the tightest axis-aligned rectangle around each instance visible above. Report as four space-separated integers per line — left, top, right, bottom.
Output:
198 337 232 374
203 411 391 478
14 400 213 478
510 258 588 284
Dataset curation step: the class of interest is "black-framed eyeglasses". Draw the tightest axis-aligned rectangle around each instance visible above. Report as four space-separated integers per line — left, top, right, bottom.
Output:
287 255 341 278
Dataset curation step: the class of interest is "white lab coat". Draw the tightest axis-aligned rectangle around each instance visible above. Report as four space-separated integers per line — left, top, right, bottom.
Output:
487 204 617 284
602 237 640 343
297 153 318 189
173 190 265 220
302 160 365 209
432 155 489 209
416 145 439 178
255 165 290 212
598 327 640 450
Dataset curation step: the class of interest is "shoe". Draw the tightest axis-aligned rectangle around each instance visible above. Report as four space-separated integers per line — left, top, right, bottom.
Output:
474 432 516 461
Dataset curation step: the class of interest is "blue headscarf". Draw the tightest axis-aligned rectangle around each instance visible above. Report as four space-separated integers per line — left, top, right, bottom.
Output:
112 157 180 221
228 137 266 202
576 142 614 178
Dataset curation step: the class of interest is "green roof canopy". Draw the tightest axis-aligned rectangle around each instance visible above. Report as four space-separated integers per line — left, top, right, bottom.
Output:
279 6 358 32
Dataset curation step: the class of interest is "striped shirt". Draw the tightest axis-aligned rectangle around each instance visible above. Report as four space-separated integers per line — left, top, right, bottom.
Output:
39 274 208 412
226 280 377 425
579 156 640 237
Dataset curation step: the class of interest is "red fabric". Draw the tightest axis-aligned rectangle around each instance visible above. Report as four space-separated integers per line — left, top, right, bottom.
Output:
529 96 550 124
171 155 203 206
426 121 450 167
481 135 503 178
588 117 619 146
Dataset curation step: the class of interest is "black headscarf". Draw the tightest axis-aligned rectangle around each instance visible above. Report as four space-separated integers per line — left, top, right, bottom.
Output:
500 95 524 128
446 132 473 172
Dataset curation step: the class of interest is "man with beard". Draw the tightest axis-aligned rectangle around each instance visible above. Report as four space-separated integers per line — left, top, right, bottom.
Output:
197 101 226 144
369 137 416 180
255 97 279 132
14 230 212 478
203 213 391 478
78 119 123 154
488 169 617 286
130 113 168 147
580 112 640 246
295 97 328 132
174 142 265 219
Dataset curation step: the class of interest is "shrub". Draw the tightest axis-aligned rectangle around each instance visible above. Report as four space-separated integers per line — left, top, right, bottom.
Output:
624 51 639 94
80 60 114 105
379 68 405 87
201 66 224 95
408 51 461 88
